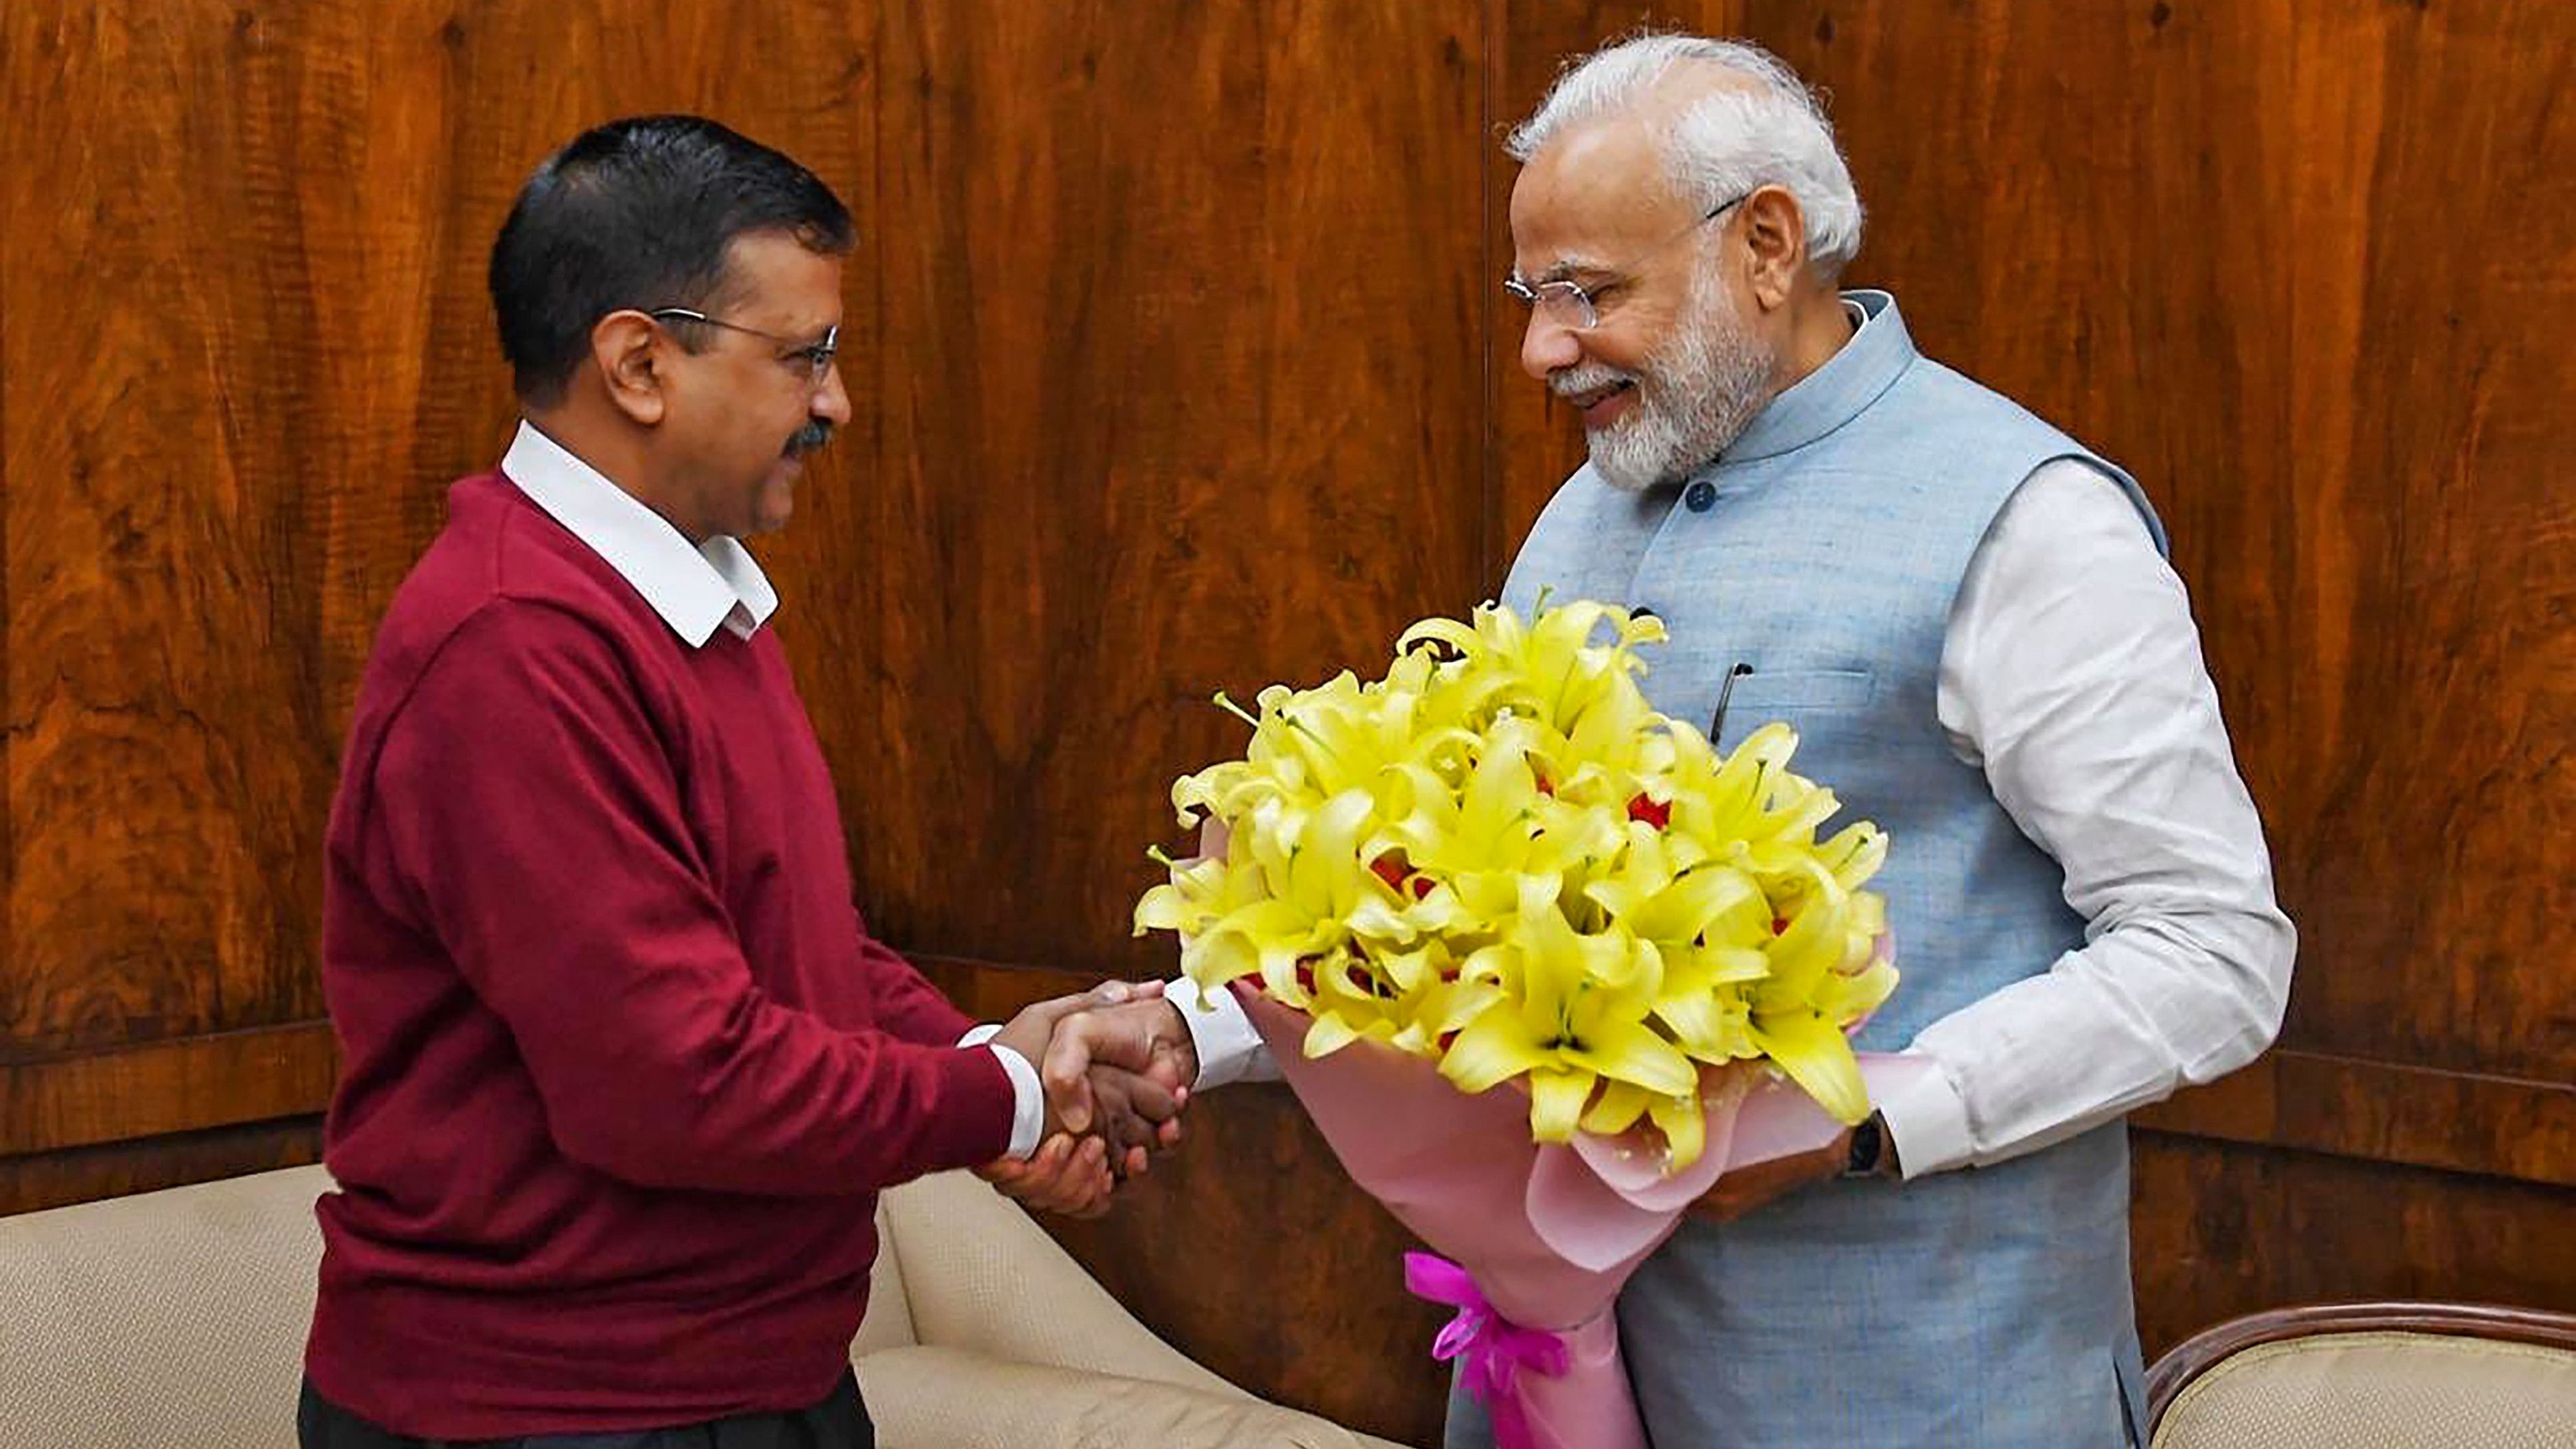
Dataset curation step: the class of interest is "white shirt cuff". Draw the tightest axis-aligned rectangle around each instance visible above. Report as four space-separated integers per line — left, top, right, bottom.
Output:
958 1025 1044 1159
1161 977 1279 1089
1872 1050 1974 1179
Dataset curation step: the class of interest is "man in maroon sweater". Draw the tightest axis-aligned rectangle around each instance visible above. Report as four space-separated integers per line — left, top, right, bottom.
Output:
300 116 1175 1449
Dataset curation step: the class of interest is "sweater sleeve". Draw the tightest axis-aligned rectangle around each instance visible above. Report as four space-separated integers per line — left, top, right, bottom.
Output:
370 600 1017 1195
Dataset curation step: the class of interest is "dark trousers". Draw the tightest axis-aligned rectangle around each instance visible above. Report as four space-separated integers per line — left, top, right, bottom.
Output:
297 1374 874 1449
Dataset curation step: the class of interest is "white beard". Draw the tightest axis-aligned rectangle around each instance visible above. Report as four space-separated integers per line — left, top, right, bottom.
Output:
1558 276 1777 493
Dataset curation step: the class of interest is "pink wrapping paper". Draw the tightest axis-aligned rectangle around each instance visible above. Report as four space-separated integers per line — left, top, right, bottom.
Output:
1237 987 1930 1449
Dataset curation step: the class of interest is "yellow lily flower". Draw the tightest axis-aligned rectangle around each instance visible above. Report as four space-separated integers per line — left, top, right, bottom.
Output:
1438 875 1697 1144
1134 598 1898 1170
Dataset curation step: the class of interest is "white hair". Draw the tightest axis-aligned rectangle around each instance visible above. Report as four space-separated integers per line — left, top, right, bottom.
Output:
1506 34 1865 276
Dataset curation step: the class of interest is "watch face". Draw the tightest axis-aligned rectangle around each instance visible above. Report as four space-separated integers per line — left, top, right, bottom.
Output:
1847 1119 1882 1176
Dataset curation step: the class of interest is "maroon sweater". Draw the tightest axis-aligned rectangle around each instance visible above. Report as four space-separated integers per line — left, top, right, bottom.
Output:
306 471 1013 1437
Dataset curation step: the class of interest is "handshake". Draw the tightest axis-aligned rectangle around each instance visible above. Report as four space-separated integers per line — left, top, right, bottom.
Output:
977 980 1201 1218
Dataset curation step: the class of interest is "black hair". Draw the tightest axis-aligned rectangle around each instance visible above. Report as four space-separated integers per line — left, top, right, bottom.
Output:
488 115 853 405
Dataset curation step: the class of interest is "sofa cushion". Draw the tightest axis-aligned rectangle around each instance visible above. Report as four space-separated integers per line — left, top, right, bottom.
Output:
0 1164 331 1449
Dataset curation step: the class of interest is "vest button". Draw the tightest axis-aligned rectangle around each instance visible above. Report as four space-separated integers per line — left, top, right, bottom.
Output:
1683 480 1718 512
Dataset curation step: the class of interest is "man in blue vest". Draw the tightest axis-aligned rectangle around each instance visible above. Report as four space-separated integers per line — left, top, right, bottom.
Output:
1094 31 2297 1448
1480 32 2295 1446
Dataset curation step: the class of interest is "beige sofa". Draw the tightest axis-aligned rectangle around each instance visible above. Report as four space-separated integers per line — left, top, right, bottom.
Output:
0 1164 1408 1449
2146 1301 2576 1448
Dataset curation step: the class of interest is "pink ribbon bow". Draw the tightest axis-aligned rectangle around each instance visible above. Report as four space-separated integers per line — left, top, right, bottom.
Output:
1403 1251 1570 1449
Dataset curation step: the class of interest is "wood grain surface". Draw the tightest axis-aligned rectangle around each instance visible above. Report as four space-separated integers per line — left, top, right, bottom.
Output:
1 4 2566 1445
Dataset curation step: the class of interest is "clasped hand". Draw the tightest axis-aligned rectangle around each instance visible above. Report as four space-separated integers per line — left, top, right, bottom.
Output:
976 982 1200 1218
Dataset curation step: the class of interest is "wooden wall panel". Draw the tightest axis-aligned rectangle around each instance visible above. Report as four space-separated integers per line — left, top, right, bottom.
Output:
768 0 1491 977
794 12 1498 1436
2 1 2568 1444
2134 1048 2576 1192
0 1118 320 1219
0 0 886 1148
3 2 1495 1439
2132 1133 2576 1356
0 1022 333 1156
3 0 354 1068
2248 0 2575 1086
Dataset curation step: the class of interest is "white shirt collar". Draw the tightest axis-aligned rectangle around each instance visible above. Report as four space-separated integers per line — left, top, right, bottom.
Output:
499 420 779 647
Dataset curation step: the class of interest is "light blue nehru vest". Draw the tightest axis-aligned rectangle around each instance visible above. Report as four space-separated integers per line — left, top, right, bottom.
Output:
1455 292 2164 1448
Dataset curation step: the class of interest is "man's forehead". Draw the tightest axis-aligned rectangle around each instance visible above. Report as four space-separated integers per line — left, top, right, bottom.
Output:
718 231 845 326
1508 117 1686 277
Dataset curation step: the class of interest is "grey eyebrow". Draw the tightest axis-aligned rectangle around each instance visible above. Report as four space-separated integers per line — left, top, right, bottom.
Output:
1535 256 1611 285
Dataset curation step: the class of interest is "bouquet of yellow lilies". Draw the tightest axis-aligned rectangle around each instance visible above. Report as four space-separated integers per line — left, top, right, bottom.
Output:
1136 597 1896 1164
1134 598 1906 1449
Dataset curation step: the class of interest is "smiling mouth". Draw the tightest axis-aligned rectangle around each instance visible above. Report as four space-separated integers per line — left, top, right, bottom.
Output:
1560 379 1635 411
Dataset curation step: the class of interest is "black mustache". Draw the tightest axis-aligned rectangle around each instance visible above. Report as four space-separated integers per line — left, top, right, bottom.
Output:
784 419 837 457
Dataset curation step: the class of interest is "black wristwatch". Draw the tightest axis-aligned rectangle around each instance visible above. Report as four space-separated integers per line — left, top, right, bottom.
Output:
1843 1114 1894 1179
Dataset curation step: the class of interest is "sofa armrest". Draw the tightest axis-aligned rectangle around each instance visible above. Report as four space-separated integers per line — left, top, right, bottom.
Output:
851 1195 919 1356
857 1345 1400 1449
871 1170 1242 1398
